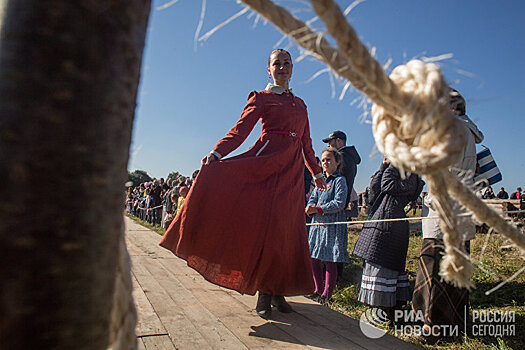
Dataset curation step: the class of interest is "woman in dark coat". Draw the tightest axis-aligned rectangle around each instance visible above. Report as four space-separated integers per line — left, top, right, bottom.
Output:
353 160 422 310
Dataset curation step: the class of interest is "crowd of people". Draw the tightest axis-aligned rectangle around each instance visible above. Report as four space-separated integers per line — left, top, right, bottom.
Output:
126 172 197 228
480 186 524 200
127 49 522 345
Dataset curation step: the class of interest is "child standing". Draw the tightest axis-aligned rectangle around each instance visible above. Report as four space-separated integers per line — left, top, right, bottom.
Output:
177 186 189 212
306 149 349 303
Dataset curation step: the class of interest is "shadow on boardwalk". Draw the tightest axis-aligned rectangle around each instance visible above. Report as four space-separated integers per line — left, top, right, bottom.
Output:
125 216 420 350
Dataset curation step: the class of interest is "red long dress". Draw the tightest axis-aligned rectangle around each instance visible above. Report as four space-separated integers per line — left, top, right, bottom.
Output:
159 89 322 296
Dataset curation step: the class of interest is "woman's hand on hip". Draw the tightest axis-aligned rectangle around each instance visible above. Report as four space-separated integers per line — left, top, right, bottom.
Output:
201 153 218 165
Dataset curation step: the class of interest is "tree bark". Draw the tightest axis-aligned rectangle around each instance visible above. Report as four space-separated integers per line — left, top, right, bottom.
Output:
0 1 151 349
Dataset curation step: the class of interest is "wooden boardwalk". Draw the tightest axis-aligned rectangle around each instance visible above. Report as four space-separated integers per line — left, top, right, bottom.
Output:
125 216 420 349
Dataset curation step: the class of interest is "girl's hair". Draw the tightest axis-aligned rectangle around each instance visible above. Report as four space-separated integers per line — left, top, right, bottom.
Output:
322 148 344 172
268 49 292 66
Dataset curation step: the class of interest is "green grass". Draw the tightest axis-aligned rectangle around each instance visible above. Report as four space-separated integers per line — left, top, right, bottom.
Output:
126 213 166 236
128 211 524 349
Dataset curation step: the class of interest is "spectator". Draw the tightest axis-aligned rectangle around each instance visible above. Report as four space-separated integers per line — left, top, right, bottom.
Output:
496 187 509 199
482 186 495 199
353 160 423 320
163 192 179 229
158 178 167 192
412 88 483 343
510 187 523 199
163 184 174 213
125 187 133 213
161 180 173 229
192 169 200 181
144 187 152 223
149 180 162 226
177 186 188 212
348 188 359 219
306 149 349 303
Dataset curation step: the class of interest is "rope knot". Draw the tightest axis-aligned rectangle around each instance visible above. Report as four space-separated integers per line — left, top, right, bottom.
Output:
371 60 466 175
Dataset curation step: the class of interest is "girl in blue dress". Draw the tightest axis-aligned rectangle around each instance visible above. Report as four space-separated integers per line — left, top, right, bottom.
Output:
306 149 349 302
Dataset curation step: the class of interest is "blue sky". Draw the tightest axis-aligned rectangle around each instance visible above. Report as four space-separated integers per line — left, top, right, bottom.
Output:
130 0 525 193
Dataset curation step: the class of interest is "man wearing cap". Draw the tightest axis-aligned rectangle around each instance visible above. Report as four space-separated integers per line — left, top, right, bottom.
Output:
322 130 361 214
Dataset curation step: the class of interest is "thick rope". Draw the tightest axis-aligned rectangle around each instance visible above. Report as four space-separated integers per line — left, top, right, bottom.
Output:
310 0 410 114
239 0 525 288
108 231 137 350
427 172 474 288
444 171 525 252
370 61 467 174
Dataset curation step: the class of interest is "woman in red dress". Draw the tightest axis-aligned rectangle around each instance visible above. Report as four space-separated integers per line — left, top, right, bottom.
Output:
160 49 326 318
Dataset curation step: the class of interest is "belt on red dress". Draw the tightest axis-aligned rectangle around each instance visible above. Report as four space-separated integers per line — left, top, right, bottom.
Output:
264 130 298 137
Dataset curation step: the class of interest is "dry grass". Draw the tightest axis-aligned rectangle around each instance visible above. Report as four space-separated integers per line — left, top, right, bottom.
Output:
331 217 524 350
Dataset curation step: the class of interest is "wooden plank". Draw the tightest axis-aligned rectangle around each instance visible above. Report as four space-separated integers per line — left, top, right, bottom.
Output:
139 255 249 350
131 255 212 349
125 218 153 231
126 236 148 256
137 338 147 350
132 274 167 337
158 253 364 349
285 298 420 350
229 287 418 349
140 335 177 350
125 227 174 259
230 293 365 350
158 257 307 349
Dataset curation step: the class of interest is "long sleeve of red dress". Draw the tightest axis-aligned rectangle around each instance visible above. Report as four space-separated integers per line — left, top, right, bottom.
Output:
212 91 321 177
212 92 261 159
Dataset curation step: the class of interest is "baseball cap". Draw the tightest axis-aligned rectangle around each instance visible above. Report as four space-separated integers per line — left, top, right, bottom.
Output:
322 130 347 143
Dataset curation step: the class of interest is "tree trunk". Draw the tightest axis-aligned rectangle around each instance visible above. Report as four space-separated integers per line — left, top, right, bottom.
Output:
0 1 151 349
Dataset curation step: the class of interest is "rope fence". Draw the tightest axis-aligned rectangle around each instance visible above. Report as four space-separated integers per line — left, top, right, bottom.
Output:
128 199 524 228
307 210 525 226
134 204 163 211
129 200 524 230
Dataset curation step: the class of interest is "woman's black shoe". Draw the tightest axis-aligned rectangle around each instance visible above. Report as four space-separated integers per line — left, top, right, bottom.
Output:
256 292 272 319
271 295 293 313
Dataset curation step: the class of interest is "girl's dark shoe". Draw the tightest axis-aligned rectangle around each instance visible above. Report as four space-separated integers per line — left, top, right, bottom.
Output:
305 292 321 300
256 292 272 319
315 295 332 305
271 295 293 313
